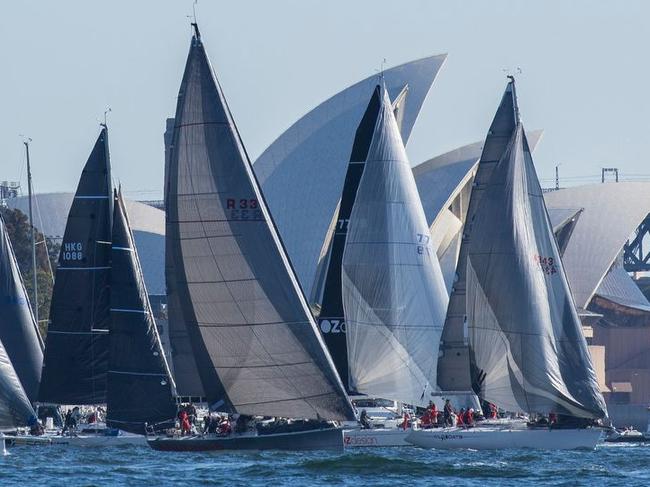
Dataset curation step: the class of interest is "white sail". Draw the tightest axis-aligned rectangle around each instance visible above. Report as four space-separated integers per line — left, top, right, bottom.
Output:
342 86 448 407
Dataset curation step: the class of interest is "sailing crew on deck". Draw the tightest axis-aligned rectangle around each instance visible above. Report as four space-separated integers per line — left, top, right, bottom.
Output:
457 408 466 426
464 408 475 427
359 409 372 429
217 415 232 436
62 410 73 435
443 399 453 427
186 403 197 426
71 407 82 430
179 409 191 435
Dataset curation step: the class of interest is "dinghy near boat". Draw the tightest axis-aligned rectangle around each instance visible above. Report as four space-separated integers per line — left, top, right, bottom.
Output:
407 77 608 450
147 24 355 452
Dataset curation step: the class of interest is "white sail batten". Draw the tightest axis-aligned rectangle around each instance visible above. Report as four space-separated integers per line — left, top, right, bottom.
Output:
166 31 354 421
466 103 607 419
342 87 448 407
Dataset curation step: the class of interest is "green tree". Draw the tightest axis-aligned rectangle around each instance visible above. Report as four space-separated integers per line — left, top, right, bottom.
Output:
0 206 60 337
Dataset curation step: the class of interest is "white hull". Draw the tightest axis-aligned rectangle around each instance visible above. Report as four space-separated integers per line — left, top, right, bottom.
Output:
9 432 146 447
343 428 411 448
407 426 602 450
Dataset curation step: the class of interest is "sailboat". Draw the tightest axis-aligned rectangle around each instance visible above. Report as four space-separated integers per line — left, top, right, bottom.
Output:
406 77 607 450
147 24 355 452
314 84 450 447
34 127 152 446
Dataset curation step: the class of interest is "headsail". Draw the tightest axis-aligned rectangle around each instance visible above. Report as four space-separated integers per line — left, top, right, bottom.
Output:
342 86 449 407
0 339 36 430
437 82 518 392
466 79 607 418
0 214 43 403
107 190 177 434
165 28 354 420
39 127 112 405
316 85 382 391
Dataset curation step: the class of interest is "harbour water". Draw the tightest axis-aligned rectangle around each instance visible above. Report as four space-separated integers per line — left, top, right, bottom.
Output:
1 443 649 486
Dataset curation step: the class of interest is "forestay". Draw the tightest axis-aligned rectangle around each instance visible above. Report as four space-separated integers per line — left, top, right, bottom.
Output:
107 191 177 434
466 83 607 418
342 86 449 407
0 214 43 403
165 28 354 421
39 127 112 405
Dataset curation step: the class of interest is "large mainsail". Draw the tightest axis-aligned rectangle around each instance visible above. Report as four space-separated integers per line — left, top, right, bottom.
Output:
0 214 43 403
39 127 112 405
465 79 607 418
316 85 382 391
342 86 449 407
107 190 177 434
165 26 354 420
437 82 518 392
0 339 36 430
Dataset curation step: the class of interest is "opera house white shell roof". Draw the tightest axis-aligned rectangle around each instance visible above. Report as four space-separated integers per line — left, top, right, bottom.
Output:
254 54 447 296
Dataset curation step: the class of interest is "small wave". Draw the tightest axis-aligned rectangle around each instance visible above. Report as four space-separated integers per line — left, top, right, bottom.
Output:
299 453 528 478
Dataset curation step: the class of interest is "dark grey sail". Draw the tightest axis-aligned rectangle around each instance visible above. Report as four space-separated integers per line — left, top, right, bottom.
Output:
165 27 354 420
316 85 381 391
38 127 112 405
107 190 176 434
466 79 607 418
164 117 204 399
0 338 36 429
437 82 517 392
0 214 43 403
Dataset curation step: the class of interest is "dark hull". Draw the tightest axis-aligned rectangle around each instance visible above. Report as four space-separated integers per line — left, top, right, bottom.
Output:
148 427 344 452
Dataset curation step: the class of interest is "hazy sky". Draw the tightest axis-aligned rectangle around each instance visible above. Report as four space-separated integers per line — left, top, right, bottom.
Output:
2 0 648 200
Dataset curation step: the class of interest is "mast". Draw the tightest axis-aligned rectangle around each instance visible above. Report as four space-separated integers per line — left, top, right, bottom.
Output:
24 140 38 327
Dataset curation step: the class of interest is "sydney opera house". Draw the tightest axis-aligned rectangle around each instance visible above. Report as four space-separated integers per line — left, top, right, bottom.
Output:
6 53 650 428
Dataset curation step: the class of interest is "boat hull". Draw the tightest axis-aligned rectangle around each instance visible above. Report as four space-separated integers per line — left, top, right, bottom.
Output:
343 428 410 447
406 427 603 450
8 432 146 447
148 427 344 452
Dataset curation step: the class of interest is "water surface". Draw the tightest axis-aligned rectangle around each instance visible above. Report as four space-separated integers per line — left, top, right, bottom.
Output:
1 442 647 486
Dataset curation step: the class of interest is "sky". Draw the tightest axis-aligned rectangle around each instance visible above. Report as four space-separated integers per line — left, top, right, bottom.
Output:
2 0 649 200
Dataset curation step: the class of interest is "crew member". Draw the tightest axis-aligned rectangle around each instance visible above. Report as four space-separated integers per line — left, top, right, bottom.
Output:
359 409 372 430
443 399 453 427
